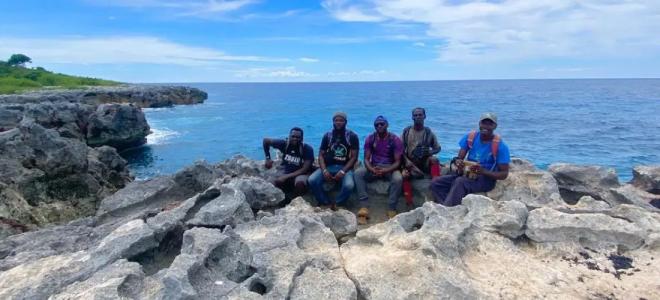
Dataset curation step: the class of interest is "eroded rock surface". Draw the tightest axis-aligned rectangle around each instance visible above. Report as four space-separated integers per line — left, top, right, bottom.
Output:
0 86 207 237
1 157 659 299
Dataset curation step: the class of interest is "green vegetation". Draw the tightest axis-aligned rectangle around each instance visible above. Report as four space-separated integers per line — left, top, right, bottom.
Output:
0 54 120 94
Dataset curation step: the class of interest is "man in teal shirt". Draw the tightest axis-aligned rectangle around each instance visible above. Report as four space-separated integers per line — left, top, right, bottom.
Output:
430 112 510 206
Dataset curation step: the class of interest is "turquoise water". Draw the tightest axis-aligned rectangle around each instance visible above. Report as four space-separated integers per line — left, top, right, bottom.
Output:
122 79 660 181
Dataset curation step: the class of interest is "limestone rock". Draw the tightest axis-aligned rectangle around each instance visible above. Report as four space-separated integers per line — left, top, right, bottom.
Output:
525 207 645 250
0 85 207 108
187 186 254 228
572 195 611 211
610 184 660 212
51 259 145 300
86 103 150 150
549 163 621 206
153 227 253 299
225 176 285 209
230 197 353 299
631 165 660 193
486 158 564 208
288 266 357 300
462 194 528 238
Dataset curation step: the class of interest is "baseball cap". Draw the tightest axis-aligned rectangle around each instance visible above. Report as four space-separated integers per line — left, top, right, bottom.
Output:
373 115 388 125
479 112 498 124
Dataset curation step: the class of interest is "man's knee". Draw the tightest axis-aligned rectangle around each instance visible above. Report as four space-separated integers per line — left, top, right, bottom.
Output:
391 171 403 185
355 167 367 178
308 170 322 186
453 176 469 187
343 177 355 190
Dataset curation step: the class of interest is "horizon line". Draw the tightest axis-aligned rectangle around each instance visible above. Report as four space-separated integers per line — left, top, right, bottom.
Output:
139 77 660 85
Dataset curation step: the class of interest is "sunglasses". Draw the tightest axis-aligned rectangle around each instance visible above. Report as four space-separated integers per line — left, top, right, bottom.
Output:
374 122 387 127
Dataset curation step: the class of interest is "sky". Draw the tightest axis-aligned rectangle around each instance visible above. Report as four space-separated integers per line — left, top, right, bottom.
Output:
1 0 659 83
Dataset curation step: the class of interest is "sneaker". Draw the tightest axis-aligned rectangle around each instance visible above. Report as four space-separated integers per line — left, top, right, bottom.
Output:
357 207 369 225
387 210 397 219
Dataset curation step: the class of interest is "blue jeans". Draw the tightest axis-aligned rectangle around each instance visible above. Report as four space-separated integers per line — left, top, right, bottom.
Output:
308 165 355 205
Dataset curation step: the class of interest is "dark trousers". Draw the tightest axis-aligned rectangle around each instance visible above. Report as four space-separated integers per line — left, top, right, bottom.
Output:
430 173 496 206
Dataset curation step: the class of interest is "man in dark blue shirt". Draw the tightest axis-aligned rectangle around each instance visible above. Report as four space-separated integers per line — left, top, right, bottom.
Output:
263 127 314 197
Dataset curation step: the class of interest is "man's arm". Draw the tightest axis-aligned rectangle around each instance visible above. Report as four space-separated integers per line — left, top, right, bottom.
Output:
382 154 401 174
480 164 509 180
429 132 441 155
343 133 360 172
363 148 374 172
263 138 274 169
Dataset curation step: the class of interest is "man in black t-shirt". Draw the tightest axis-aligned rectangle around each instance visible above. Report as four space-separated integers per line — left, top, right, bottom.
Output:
308 112 360 209
263 127 314 197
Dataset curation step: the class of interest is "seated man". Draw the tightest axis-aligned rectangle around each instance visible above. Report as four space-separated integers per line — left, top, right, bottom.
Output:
263 127 314 197
354 115 404 224
430 112 510 206
308 112 360 209
401 107 442 206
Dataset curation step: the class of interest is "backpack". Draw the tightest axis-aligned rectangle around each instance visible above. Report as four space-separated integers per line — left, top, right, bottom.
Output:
466 130 501 171
369 132 396 156
325 129 354 150
402 126 432 151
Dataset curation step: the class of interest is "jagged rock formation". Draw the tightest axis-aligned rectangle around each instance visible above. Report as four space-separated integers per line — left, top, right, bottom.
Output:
0 85 207 108
0 86 207 237
0 156 658 299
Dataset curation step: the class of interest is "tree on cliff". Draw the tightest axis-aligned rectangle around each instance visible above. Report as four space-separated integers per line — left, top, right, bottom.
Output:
7 54 32 67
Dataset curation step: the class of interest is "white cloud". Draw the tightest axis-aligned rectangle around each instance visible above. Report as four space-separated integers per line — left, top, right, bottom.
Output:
88 0 258 17
234 67 316 78
322 0 660 63
321 0 385 22
413 42 426 47
234 67 387 80
0 36 288 66
327 70 386 76
299 57 319 63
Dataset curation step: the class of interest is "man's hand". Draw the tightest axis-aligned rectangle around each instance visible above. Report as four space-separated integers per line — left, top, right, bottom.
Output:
265 158 273 169
405 160 414 168
454 158 465 175
323 169 334 182
469 164 481 174
420 147 430 157
374 167 384 177
333 170 346 181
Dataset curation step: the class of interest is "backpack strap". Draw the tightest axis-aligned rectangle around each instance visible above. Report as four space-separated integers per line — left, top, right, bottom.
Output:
467 130 501 171
423 126 432 147
370 132 395 157
491 134 500 163
467 130 477 150
402 126 411 150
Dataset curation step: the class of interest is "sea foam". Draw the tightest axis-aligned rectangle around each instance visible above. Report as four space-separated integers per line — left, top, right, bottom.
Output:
147 127 179 145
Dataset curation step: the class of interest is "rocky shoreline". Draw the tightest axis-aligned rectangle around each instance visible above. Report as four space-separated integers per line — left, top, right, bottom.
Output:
0 153 658 299
1 85 660 299
0 85 207 237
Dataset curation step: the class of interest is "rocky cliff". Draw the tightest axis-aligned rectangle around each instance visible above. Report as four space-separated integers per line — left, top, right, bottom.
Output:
0 86 207 237
0 156 657 299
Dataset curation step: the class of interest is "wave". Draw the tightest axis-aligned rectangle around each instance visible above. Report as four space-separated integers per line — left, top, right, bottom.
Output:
147 127 180 145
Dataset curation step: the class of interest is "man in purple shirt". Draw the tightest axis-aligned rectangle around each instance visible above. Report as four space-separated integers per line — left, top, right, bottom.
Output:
354 115 404 224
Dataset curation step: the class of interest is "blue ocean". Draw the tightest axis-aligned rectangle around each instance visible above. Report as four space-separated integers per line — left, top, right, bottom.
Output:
122 79 660 181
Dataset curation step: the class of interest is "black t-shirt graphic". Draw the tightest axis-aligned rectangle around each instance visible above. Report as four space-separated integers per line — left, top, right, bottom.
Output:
270 139 314 174
320 130 360 166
